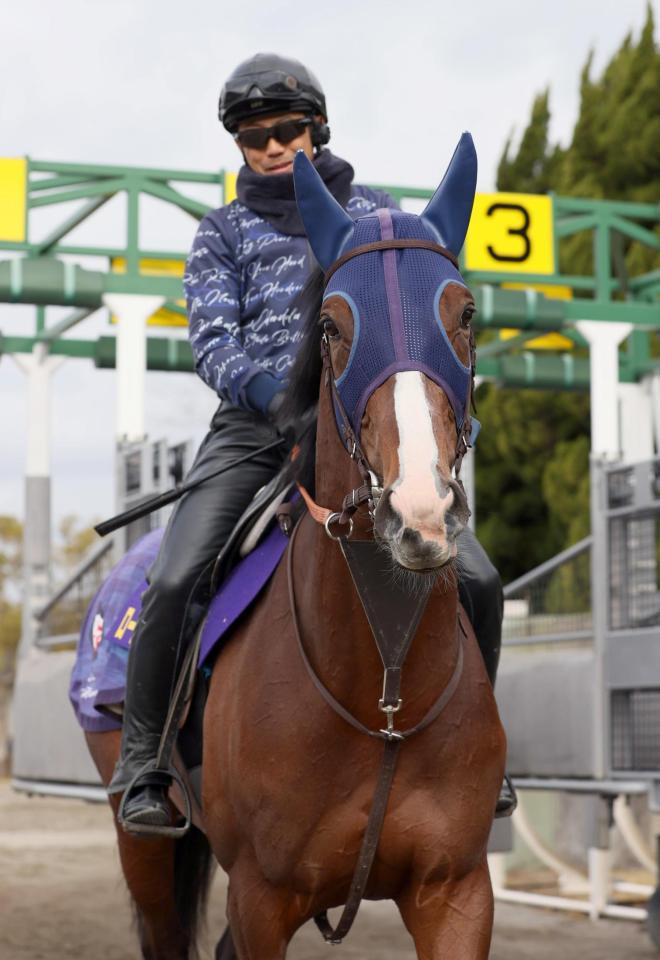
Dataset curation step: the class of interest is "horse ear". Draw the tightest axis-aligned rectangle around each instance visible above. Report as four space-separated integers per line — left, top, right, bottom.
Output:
421 132 478 256
293 151 355 270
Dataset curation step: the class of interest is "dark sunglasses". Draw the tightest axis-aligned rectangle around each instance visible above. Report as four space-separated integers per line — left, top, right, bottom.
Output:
234 117 313 150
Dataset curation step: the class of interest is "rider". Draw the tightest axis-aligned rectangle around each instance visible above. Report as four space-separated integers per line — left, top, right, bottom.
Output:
108 52 515 833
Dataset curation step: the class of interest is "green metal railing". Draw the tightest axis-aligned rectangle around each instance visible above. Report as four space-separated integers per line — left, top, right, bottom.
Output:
0 157 658 389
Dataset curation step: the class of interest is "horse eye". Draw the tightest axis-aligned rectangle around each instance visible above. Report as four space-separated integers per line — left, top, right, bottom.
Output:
322 317 341 340
461 305 476 329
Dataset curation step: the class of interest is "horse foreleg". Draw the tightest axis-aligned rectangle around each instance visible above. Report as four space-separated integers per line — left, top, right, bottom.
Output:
396 859 493 960
114 821 189 959
225 860 304 960
86 731 189 960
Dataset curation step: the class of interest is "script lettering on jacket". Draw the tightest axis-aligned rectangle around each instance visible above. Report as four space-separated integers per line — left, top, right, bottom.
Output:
248 305 301 333
243 279 304 307
184 266 233 286
244 327 305 349
236 232 290 258
210 351 248 385
246 252 306 280
258 353 295 374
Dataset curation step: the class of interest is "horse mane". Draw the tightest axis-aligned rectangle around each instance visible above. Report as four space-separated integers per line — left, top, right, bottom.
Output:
277 267 325 494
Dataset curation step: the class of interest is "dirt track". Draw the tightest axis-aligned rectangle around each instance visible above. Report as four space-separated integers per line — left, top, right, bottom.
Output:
0 781 657 959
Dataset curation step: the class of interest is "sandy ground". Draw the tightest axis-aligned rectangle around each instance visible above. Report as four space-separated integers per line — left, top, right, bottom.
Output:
0 781 658 960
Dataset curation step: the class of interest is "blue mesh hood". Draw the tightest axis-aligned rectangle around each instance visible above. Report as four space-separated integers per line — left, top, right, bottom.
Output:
324 208 472 439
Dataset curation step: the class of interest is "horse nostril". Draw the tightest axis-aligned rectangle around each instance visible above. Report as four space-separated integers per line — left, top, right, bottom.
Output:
400 527 423 551
374 488 402 538
446 479 470 536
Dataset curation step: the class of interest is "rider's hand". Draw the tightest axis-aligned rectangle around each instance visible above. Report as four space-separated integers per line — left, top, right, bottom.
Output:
268 392 317 450
268 390 296 448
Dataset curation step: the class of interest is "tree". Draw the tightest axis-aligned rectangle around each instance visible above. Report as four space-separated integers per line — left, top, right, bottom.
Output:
496 91 562 195
0 516 22 677
476 7 658 582
0 515 100 678
475 387 590 584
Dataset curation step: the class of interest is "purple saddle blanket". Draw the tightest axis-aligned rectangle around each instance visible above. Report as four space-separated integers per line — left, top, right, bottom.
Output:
69 522 288 733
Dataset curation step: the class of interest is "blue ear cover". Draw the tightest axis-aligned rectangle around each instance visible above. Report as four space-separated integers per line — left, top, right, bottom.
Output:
421 132 478 256
293 150 355 270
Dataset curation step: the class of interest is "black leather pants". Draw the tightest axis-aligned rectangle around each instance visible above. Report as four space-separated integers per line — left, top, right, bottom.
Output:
109 404 286 793
457 527 503 685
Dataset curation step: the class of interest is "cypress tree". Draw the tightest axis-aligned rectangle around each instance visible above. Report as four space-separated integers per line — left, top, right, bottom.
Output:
475 6 658 582
496 91 561 195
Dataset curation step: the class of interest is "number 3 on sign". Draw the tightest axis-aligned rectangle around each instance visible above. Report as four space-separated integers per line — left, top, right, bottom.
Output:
464 193 555 275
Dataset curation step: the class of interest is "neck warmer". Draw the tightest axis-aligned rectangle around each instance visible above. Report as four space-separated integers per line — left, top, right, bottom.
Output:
236 149 354 236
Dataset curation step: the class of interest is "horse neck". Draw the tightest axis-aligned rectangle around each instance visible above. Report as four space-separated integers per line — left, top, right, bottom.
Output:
293 375 461 726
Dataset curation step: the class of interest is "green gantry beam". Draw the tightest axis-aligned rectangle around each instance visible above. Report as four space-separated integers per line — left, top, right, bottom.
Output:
1 258 658 332
3 333 655 393
0 156 658 392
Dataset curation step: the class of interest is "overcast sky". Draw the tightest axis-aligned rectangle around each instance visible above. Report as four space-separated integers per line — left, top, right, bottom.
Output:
0 0 656 533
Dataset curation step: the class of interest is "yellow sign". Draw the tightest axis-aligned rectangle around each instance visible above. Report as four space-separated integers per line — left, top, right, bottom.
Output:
111 257 187 326
500 282 574 350
224 171 237 204
465 192 555 274
0 158 27 242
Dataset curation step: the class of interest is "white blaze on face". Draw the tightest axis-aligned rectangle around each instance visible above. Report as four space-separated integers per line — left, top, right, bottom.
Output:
390 371 453 542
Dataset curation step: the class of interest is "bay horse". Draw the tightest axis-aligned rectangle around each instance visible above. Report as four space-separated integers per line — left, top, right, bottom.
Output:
86 132 506 959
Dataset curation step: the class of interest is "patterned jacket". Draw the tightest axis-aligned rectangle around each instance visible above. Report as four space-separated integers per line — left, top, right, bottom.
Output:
184 184 397 413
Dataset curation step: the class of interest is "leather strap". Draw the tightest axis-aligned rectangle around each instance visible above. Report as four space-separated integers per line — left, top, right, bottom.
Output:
313 737 401 944
324 238 459 286
296 482 333 525
287 521 464 742
287 519 465 943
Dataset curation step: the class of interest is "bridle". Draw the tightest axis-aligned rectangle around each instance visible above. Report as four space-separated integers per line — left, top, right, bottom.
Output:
305 236 477 539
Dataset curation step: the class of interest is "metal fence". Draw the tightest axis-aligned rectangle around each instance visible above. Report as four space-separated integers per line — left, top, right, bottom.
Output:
502 536 593 646
609 512 660 631
33 539 116 648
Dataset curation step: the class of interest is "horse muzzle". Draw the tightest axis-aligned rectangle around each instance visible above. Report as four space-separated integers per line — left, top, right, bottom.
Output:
372 479 469 572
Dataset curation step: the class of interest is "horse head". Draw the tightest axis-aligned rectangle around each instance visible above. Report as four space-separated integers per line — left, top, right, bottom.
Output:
294 134 478 572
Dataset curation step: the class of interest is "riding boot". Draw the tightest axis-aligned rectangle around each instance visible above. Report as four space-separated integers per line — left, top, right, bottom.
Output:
457 528 518 819
107 405 286 837
107 611 181 832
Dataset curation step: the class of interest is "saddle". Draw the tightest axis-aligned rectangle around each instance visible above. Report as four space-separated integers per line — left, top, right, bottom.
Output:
211 468 296 589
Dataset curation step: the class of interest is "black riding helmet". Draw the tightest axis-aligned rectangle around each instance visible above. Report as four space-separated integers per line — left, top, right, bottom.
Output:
219 52 330 147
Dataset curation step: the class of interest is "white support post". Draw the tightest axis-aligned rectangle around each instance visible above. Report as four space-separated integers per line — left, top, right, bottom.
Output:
588 847 610 920
649 371 660 455
102 294 165 442
575 321 633 460
618 381 654 464
11 344 66 658
577 321 633 781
